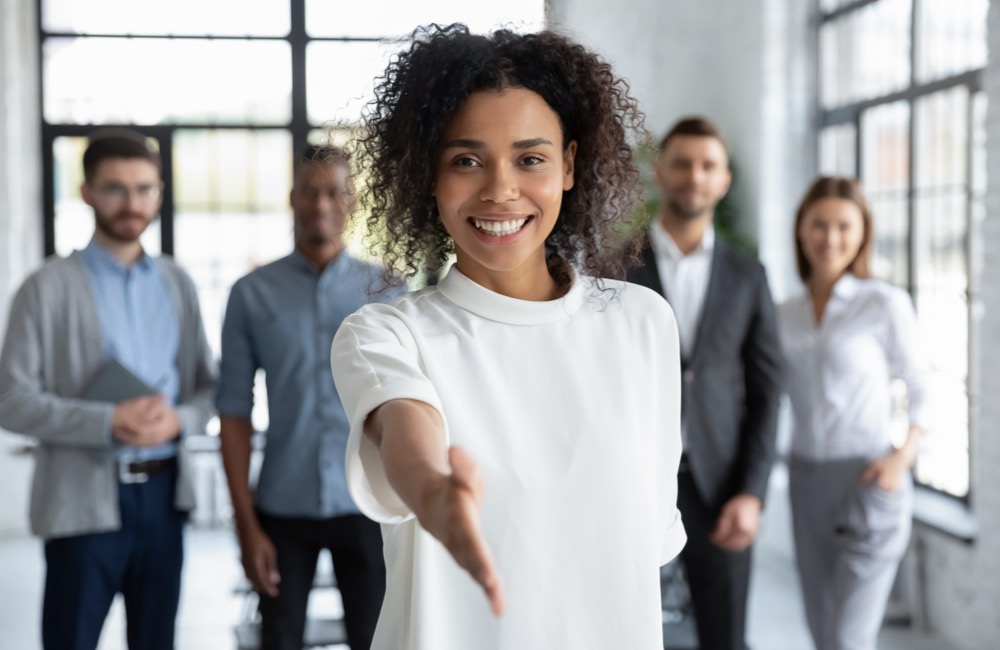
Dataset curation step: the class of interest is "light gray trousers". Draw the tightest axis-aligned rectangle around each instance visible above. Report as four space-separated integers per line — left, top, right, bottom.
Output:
789 456 912 650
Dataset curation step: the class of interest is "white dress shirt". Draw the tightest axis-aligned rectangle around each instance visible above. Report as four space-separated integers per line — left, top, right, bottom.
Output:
778 274 932 462
649 220 715 360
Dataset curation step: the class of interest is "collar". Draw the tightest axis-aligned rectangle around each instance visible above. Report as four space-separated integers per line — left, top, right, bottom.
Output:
81 238 153 274
649 219 715 261
436 266 585 325
289 248 350 276
831 273 862 301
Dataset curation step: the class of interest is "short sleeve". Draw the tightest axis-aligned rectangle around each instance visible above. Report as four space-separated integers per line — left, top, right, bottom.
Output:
331 304 447 524
637 289 687 565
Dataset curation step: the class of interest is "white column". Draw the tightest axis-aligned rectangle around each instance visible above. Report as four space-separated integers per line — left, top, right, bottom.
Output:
0 0 43 537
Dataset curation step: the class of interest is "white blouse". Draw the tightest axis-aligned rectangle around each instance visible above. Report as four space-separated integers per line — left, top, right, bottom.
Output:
331 267 686 650
778 274 932 462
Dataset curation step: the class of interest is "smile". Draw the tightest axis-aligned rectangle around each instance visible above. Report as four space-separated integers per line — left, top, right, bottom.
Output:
470 217 530 237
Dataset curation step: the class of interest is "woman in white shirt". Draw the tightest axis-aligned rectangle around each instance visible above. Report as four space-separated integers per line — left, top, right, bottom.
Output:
329 24 686 650
779 176 931 650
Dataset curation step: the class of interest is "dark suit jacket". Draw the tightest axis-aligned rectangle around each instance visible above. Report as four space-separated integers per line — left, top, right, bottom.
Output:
627 239 783 511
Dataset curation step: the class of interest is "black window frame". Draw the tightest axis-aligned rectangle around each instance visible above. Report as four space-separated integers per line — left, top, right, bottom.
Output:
37 0 383 257
818 0 984 503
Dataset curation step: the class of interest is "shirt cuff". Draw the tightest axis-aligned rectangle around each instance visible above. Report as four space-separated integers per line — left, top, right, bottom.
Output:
345 379 447 525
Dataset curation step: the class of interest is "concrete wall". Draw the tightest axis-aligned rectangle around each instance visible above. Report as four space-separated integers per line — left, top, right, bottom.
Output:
0 0 43 537
914 2 1000 647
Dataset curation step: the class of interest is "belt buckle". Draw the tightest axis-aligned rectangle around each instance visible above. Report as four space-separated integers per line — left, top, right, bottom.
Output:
118 459 149 484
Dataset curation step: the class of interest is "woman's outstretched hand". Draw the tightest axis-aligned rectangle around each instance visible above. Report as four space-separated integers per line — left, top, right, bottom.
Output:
416 446 505 616
365 400 505 615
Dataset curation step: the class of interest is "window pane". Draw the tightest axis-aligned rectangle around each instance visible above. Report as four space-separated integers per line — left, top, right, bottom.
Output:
914 381 969 496
916 0 988 83
913 86 968 318
913 87 968 375
172 129 294 358
306 0 545 38
911 87 976 499
862 101 910 287
915 87 969 189
44 38 291 125
820 0 911 109
819 123 857 176
869 197 909 287
914 189 967 373
42 0 290 36
307 41 406 124
53 135 161 257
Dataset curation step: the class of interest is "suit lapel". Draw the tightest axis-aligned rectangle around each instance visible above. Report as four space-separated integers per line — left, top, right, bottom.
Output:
633 244 667 298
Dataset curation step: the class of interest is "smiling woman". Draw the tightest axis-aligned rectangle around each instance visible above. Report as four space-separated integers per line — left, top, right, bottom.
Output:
433 89 576 300
330 22 686 650
779 175 932 650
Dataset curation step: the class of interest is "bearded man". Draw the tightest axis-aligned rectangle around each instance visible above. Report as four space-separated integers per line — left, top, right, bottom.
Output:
0 129 216 650
627 117 783 650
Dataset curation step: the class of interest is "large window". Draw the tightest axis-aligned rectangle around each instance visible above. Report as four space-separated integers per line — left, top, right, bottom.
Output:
40 0 545 432
40 2 545 326
818 0 988 499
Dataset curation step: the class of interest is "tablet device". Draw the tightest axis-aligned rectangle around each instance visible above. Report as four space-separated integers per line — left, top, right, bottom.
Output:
78 360 158 403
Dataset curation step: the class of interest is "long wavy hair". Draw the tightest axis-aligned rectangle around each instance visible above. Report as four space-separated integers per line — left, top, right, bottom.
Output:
355 23 647 289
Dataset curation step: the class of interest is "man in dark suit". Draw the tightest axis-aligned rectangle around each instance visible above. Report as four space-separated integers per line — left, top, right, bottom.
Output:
628 117 782 650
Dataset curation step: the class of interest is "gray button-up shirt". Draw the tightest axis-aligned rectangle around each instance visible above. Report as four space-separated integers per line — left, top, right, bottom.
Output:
216 251 404 518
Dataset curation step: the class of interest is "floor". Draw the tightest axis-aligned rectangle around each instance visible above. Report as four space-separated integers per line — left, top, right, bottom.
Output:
0 464 963 650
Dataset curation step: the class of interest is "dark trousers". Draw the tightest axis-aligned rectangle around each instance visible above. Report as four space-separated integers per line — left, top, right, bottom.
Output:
674 470 752 650
42 469 185 650
256 511 386 650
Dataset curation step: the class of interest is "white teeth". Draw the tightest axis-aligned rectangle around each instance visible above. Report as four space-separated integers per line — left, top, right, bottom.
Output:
472 218 528 237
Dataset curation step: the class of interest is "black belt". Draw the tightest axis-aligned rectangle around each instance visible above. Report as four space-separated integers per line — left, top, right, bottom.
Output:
119 456 177 483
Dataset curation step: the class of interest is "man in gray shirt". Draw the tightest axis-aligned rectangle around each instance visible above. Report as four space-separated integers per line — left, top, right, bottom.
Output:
217 145 403 650
0 129 216 650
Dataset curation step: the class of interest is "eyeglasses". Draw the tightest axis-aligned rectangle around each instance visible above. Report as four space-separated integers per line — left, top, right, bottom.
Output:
92 183 162 205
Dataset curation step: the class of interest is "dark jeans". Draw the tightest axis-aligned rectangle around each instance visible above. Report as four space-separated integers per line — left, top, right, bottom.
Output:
256 511 386 650
42 468 185 650
675 470 752 650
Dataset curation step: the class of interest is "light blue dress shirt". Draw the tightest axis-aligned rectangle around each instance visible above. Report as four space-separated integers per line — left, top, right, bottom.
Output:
216 251 404 519
79 239 180 461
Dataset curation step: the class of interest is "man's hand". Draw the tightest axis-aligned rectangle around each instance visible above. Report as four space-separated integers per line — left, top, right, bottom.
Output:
238 525 281 598
112 395 181 447
710 494 762 552
416 446 505 616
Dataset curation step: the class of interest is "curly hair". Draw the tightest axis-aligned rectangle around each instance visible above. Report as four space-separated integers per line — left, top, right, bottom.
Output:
355 23 647 288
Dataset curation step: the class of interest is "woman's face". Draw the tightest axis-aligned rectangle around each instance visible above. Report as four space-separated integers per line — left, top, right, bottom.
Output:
798 196 866 283
434 87 576 297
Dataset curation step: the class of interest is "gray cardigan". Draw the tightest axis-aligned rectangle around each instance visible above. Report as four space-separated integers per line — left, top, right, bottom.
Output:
0 251 217 539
